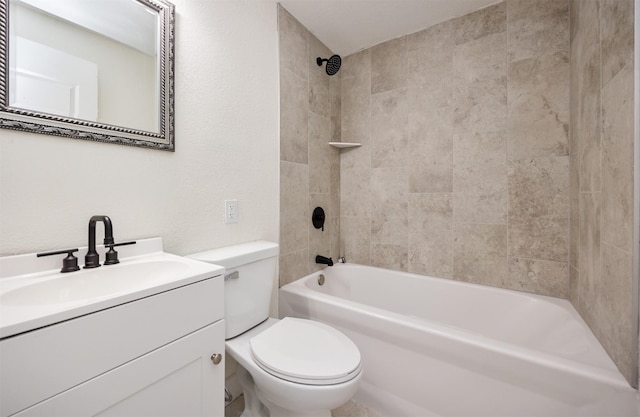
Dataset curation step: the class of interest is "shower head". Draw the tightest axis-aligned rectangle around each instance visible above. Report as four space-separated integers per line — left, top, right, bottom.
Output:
316 55 342 76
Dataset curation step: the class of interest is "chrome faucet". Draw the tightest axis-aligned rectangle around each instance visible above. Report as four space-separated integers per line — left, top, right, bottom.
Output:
84 215 115 269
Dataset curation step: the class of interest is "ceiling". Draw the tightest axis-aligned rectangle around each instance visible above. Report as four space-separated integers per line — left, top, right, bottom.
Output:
279 0 500 57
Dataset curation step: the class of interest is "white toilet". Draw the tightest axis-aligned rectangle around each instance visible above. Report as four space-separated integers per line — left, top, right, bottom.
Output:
188 241 362 417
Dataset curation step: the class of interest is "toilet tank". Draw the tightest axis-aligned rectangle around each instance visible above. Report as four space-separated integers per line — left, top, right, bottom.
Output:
188 241 278 339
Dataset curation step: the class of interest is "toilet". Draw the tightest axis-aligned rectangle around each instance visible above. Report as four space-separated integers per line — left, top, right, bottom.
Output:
188 241 362 417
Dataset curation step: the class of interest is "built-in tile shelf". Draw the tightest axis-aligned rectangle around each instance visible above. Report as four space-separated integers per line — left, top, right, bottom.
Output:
329 142 361 149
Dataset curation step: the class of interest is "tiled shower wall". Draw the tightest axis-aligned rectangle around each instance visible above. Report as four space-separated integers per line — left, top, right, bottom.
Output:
340 1 571 297
569 0 636 385
279 6 342 286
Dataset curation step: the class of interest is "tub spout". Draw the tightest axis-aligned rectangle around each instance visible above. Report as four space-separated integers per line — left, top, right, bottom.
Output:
315 255 334 267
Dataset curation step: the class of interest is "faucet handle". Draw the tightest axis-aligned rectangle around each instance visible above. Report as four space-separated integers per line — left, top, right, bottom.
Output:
37 248 81 273
103 241 137 265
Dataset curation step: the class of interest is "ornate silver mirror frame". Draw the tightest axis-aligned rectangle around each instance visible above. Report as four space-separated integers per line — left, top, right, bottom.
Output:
0 0 175 151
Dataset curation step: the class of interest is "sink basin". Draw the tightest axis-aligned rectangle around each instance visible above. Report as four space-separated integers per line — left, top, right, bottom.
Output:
1 260 190 306
0 240 224 339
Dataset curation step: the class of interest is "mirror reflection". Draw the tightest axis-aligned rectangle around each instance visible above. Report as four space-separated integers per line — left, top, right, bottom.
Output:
1 0 175 150
10 0 159 132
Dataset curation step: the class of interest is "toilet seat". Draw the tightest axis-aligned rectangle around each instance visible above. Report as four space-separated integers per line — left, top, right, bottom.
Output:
249 317 362 385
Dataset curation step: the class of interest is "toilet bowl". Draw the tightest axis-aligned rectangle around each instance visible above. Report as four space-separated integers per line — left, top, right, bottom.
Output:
227 318 362 417
188 241 362 417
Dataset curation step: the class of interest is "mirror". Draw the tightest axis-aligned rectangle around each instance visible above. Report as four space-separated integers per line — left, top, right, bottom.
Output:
0 0 175 151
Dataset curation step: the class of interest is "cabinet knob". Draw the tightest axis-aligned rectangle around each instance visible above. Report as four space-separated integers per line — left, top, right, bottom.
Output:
210 353 223 365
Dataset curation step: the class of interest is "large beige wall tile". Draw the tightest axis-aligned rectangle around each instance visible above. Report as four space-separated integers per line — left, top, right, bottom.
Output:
453 30 506 133
371 37 407 94
279 249 309 287
600 0 633 86
599 242 634 383
309 36 331 119
452 192 507 225
330 154 341 262
341 161 371 218
278 6 308 79
453 76 507 135
454 31 506 84
371 167 408 246
454 2 506 45
577 47 601 192
453 32 507 134
341 216 371 264
310 81 330 120
309 35 331 90
341 59 371 195
280 68 308 163
601 64 634 252
330 158 341 215
330 217 341 261
569 29 580 158
508 156 569 262
342 51 371 144
569 0 578 42
508 258 569 298
578 191 601 313
453 77 507 132
408 193 453 278
507 51 569 160
371 243 408 272
569 264 580 311
453 130 507 224
570 0 599 191
408 82 453 193
408 20 454 89
309 112 333 194
280 161 309 254
569 152 580 269
342 48 370 78
330 75 342 142
507 0 569 62
453 223 508 286
372 89 408 168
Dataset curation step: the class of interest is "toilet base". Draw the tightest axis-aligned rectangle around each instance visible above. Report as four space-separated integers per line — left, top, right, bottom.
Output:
236 365 332 417
236 366 268 417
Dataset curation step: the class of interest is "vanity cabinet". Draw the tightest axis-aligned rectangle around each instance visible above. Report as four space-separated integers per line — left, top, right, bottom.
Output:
0 275 225 417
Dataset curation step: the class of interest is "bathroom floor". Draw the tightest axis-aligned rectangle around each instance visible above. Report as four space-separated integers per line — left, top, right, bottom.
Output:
224 396 244 417
224 396 384 417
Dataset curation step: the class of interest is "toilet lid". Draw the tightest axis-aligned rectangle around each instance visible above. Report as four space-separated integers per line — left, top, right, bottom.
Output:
249 317 362 385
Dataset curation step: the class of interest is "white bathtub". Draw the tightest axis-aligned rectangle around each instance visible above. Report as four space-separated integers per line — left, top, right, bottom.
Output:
279 263 639 416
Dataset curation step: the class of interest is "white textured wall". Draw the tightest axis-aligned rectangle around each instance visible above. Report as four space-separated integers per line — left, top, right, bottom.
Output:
0 0 280 257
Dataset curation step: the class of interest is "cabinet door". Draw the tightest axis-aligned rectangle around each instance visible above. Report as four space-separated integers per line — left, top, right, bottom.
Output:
13 320 225 417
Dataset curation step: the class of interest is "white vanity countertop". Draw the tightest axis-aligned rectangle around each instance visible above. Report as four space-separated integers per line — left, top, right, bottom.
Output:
0 238 224 339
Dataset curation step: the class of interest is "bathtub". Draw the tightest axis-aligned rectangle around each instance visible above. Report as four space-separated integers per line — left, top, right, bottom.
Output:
279 263 639 416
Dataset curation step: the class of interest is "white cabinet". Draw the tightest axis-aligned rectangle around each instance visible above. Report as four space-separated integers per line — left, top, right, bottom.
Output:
13 321 224 417
1 276 225 417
